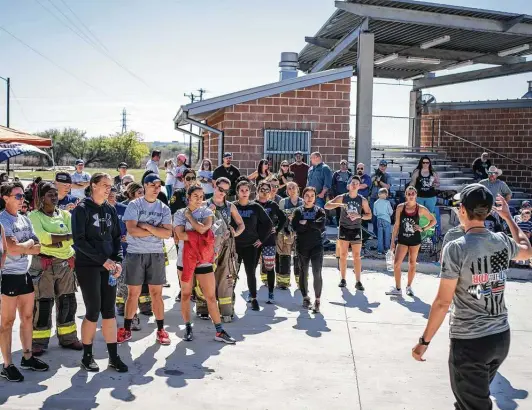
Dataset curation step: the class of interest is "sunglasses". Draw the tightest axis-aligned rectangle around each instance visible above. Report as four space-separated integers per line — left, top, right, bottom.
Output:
488 172 497 175
523 212 531 215
422 161 430 165
281 164 289 167
259 188 271 193
356 168 364 171
406 192 416 197
217 186 229 194
185 176 196 181
11 194 24 200
270 184 279 189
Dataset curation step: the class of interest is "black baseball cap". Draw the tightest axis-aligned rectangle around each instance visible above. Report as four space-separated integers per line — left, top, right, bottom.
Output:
295 150 303 155
454 183 493 216
379 159 388 166
144 174 162 185
118 162 128 169
223 152 233 158
55 172 72 184
75 159 84 165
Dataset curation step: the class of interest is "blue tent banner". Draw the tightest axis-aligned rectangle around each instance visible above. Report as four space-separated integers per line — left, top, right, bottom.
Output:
0 143 50 163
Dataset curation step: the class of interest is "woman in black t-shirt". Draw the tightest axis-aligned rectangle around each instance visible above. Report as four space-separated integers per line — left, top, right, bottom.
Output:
410 156 439 214
277 160 295 198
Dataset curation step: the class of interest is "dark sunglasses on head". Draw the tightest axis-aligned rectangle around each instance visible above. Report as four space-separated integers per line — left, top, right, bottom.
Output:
185 176 196 181
217 186 229 194
11 194 24 200
356 168 364 171
281 164 289 167
259 187 271 193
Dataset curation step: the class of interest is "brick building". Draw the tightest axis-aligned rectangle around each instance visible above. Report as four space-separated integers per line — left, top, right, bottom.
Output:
421 98 532 193
174 66 352 176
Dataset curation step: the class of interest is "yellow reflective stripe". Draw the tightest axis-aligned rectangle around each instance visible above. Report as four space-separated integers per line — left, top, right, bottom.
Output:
218 297 232 305
195 286 205 298
57 323 77 336
115 297 125 303
139 296 151 303
260 273 267 281
33 329 52 339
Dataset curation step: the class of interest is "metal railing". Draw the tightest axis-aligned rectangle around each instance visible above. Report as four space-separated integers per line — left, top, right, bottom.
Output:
443 131 532 171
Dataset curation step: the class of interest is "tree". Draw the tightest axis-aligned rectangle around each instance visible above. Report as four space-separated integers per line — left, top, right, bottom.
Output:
106 131 149 168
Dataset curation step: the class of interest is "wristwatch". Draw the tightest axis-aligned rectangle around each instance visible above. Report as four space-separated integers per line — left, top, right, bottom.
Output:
419 336 430 346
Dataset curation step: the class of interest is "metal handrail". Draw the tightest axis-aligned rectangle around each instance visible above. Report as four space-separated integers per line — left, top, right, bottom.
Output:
443 131 532 171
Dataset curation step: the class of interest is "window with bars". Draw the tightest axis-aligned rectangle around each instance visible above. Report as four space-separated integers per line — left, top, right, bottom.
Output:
263 129 311 172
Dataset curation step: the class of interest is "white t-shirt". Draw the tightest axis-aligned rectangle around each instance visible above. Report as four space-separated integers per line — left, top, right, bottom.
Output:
71 171 91 199
145 159 159 175
198 170 214 194
165 167 176 186
173 165 188 190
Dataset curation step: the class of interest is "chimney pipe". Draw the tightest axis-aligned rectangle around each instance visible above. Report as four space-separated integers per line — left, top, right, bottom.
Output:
279 52 299 81
522 80 532 99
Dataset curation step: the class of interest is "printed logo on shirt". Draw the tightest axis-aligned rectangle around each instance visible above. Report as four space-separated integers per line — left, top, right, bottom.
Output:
238 209 254 218
93 213 112 228
467 248 508 316
401 217 416 237
302 210 317 220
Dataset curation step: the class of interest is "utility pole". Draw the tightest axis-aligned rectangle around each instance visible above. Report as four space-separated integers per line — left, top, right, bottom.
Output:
184 90 206 165
121 108 127 134
1 76 11 174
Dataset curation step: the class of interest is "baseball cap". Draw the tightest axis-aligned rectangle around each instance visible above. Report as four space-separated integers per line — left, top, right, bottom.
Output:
340 159 348 165
55 172 72 184
454 183 493 216
144 173 162 185
177 154 187 162
118 162 128 169
39 182 56 197
295 150 303 155
75 159 84 165
223 152 233 158
379 159 388 166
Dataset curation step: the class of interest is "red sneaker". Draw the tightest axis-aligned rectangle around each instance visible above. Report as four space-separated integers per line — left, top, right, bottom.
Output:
117 328 132 344
156 329 171 345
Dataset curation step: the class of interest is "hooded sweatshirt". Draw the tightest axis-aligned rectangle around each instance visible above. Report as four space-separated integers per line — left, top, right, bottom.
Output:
71 197 123 267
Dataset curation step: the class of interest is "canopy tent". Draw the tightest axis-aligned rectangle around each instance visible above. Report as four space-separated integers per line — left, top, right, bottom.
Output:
0 143 51 163
0 125 52 148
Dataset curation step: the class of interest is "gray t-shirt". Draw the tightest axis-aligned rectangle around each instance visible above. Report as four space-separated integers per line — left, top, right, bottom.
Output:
479 179 512 203
441 225 465 249
0 211 38 275
173 206 214 267
440 231 518 340
71 171 91 199
123 198 171 254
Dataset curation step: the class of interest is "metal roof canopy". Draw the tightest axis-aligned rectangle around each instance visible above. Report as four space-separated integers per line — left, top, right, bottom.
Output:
300 0 532 89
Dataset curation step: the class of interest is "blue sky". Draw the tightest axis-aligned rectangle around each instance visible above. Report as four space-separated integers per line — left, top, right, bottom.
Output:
1 0 531 147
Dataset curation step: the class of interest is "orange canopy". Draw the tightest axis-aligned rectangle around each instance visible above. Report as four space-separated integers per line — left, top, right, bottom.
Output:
0 125 52 148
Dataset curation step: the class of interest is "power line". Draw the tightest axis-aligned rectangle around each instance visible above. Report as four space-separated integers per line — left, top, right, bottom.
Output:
0 25 107 95
7 86 31 127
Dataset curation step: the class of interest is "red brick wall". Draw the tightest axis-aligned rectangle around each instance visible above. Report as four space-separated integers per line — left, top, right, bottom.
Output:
421 108 532 193
203 77 351 176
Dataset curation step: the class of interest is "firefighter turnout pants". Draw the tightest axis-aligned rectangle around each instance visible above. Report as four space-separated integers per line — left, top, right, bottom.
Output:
29 255 79 349
276 230 300 288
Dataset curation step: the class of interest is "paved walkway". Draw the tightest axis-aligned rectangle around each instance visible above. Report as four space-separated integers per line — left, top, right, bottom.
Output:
0 260 530 409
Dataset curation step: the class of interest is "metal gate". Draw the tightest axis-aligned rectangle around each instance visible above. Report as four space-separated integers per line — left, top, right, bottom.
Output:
263 129 311 172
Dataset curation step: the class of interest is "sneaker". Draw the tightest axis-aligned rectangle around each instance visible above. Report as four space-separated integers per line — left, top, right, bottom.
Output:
140 310 153 317
0 364 24 382
175 291 181 302
108 355 128 373
81 355 99 372
156 329 171 346
338 279 347 288
406 286 415 297
385 287 402 296
163 282 171 288
183 325 193 342
131 314 142 331
302 297 311 310
198 313 210 320
61 340 83 351
266 292 274 304
250 298 260 311
355 281 365 291
214 329 236 344
32 345 46 357
21 356 49 372
312 300 321 314
117 327 132 344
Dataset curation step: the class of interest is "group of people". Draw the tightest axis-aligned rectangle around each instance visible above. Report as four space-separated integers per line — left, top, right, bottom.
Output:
0 149 529 410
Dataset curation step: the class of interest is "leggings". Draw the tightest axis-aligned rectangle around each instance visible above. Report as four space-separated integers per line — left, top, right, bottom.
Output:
261 245 276 293
76 265 117 322
296 244 324 299
236 244 260 299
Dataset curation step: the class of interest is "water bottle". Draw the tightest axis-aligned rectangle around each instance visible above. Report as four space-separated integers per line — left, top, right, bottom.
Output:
108 269 117 286
385 250 394 272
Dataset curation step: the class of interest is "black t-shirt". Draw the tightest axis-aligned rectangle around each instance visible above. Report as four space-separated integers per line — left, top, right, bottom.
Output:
278 172 295 197
232 201 272 247
257 199 287 246
291 205 326 251
213 165 241 196
169 188 187 214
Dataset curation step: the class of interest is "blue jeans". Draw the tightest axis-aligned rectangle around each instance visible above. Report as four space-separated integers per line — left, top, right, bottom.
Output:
377 219 392 254
316 197 326 209
165 184 173 198
417 196 437 213
370 198 378 234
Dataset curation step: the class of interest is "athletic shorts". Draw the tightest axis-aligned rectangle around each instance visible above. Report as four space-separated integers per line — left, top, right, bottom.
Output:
338 226 363 244
124 253 166 286
1 273 34 297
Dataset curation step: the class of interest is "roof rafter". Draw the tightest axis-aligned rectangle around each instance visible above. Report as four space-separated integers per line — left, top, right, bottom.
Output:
336 1 532 37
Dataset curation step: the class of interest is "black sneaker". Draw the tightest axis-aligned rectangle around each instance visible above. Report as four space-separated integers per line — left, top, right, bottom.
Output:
266 292 274 304
20 356 49 372
108 356 128 373
302 297 311 310
251 298 260 311
198 313 210 320
355 281 365 291
175 291 181 302
312 300 321 314
0 364 24 382
81 355 99 372
163 282 171 288
338 279 347 288
183 325 193 342
214 330 236 344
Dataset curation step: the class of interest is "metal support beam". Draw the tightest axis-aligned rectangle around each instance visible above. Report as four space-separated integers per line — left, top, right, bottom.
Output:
413 60 532 90
355 31 374 170
408 90 422 148
180 113 225 165
502 15 526 32
336 1 532 36
310 19 368 73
